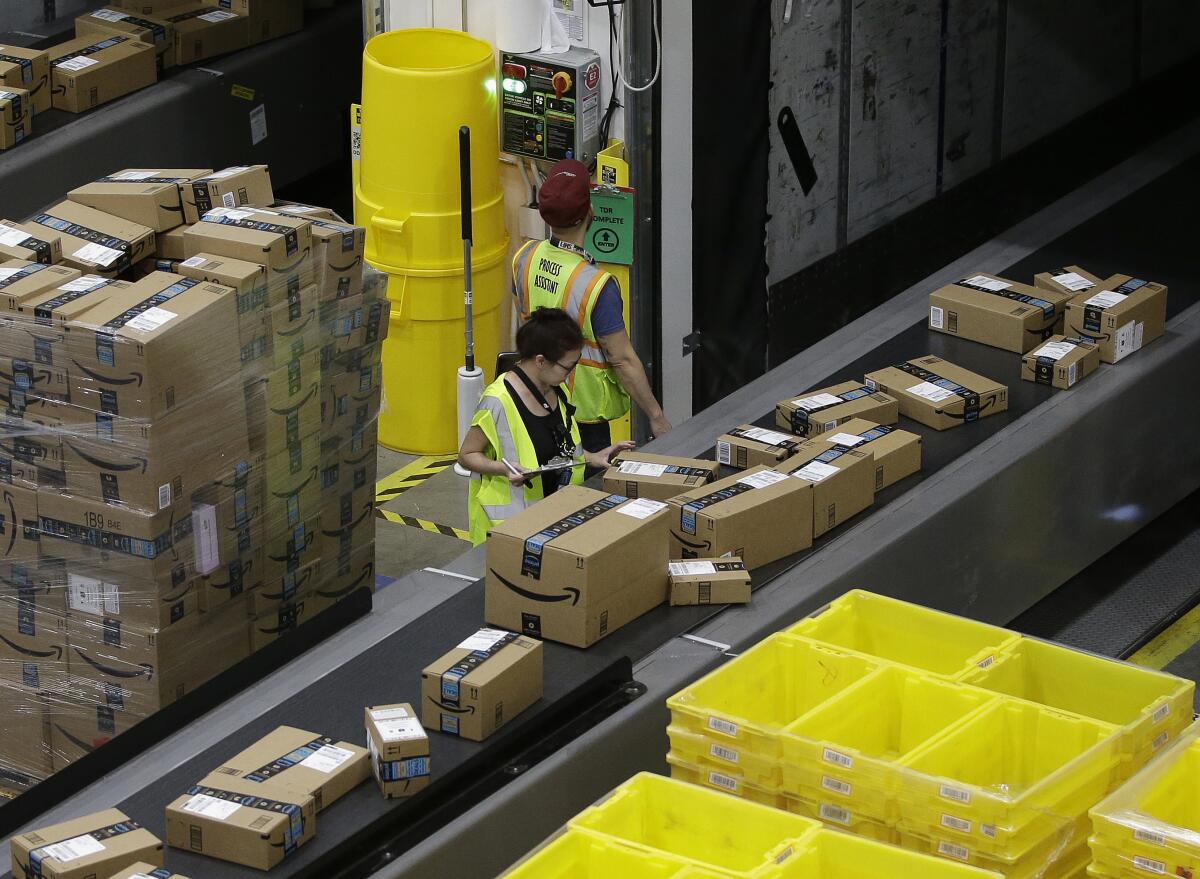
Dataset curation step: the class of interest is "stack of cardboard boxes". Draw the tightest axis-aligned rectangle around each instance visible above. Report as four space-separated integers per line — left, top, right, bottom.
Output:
0 163 384 795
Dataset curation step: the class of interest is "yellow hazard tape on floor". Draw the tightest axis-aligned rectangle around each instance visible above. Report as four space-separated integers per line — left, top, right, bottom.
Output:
1128 601 1200 670
376 507 470 541
374 455 457 505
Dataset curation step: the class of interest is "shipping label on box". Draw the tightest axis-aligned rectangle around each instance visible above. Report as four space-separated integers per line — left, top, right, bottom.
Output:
48 34 157 114
29 200 155 277
666 467 813 569
365 703 430 798
0 262 80 318
421 628 543 742
668 558 751 606
75 9 178 71
68 168 210 232
1033 265 1104 298
817 418 922 492
716 424 803 470
1062 276 1168 364
10 808 163 879
181 166 273 224
0 219 62 265
775 441 874 538
864 356 1008 431
928 274 1072 353
484 485 670 647
601 452 718 502
775 380 899 438
0 45 51 116
1021 335 1101 390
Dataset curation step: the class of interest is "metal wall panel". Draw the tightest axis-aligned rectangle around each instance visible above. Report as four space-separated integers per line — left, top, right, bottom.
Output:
941 0 1000 190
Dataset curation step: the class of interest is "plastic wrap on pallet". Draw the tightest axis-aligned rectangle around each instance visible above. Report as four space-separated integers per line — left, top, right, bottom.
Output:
0 172 386 786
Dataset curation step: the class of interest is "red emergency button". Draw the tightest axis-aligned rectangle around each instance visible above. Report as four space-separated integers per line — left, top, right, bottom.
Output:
552 71 572 99
502 62 527 79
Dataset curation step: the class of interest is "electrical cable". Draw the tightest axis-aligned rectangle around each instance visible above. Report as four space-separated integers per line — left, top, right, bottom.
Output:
518 155 536 205
613 0 661 94
597 0 623 150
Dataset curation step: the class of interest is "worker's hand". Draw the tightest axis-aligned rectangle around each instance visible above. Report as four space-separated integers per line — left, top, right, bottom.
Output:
586 441 637 469
650 414 673 438
507 466 532 487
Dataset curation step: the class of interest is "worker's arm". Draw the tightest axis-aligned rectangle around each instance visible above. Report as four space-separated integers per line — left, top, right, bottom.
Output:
458 425 528 485
597 328 673 438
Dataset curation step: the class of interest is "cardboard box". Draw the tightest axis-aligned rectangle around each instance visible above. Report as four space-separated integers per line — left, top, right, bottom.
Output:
11 275 125 366
65 271 241 421
322 361 383 432
0 87 30 149
167 5 249 65
1021 335 1101 390
230 0 305 43
48 35 157 114
63 561 198 631
0 482 41 573
156 223 190 260
484 485 670 647
666 467 813 569
199 547 264 611
75 8 177 71
109 864 192 879
365 703 430 798
165 773 315 870
181 166 273 224
0 564 68 663
46 686 148 771
1062 276 1168 364
0 45 50 115
774 380 899 438
1033 265 1105 298
815 417 922 492
716 424 803 470
10 809 162 879
318 541 374 604
928 273 1072 353
0 425 65 491
245 349 323 453
601 452 719 501
68 168 210 232
212 725 369 812
0 355 69 402
0 656 58 780
668 558 751 606
247 587 320 650
421 628 543 741
773 440 875 538
0 261 81 310
175 251 268 324
864 356 1008 430
27 201 155 277
268 282 320 365
248 207 363 302
0 219 62 264
320 293 387 359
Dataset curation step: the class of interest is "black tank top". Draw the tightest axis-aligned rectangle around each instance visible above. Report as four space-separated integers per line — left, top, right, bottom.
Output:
507 379 565 498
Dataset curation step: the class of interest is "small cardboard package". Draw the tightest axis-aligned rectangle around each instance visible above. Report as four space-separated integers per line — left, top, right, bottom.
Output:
48 35 156 114
484 485 670 647
0 219 63 264
68 168 210 232
775 380 899 438
28 200 155 277
0 261 81 308
864 356 1008 430
668 558 751 606
928 273 1073 353
181 165 274 224
365 703 431 798
421 627 543 741
108 864 192 879
165 773 315 870
12 275 126 366
0 87 30 149
773 440 875 538
1062 276 1168 364
1021 335 1102 389
167 5 249 66
0 45 51 115
717 424 804 470
211 725 369 812
666 467 813 568
601 452 719 501
1033 265 1105 298
10 809 162 879
156 224 189 260
74 8 178 70
815 417 922 492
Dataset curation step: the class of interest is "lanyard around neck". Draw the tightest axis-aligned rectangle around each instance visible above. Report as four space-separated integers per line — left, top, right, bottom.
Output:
512 366 575 455
550 236 595 264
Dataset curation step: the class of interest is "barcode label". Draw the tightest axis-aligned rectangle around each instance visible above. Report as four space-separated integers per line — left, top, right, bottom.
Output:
222 191 237 208
819 804 850 825
774 846 793 865
930 305 944 329
707 771 739 793
158 481 171 510
1133 856 1166 875
981 824 996 839
822 747 853 769
821 775 852 796
708 716 738 737
865 377 877 390
1068 361 1078 387
938 842 970 861
1153 731 1170 751
709 743 739 764
1135 828 1166 846
1152 703 1170 724
941 814 972 834
940 784 972 804
976 655 994 669
717 440 731 465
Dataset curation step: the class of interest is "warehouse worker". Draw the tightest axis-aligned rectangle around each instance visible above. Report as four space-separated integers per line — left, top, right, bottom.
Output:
512 158 671 457
458 307 635 545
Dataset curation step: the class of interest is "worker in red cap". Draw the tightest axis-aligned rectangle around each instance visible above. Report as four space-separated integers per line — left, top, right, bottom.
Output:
512 158 671 459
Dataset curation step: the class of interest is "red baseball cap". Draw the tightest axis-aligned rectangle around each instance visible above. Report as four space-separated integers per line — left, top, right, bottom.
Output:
538 159 591 228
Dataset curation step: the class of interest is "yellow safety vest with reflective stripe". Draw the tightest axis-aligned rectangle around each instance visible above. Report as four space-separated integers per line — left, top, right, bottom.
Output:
513 239 631 423
467 374 585 545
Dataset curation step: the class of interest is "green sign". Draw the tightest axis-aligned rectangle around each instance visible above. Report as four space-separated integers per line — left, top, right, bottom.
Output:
589 185 634 266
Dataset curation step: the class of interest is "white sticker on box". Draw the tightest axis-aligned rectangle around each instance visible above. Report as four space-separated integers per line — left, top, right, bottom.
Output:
181 255 207 268
1134 320 1145 351
1034 341 1076 361
58 56 99 72
0 226 30 246
125 306 177 333
370 706 411 721
793 393 842 411
738 470 790 490
617 498 668 520
91 9 131 21
299 744 355 773
192 503 219 574
182 793 242 820
457 627 510 652
818 804 851 825
941 814 972 834
39 833 106 863
707 771 739 792
717 440 731 465
73 241 123 267
822 747 853 769
740 426 794 446
205 207 253 220
0 267 18 280
67 573 119 616
1133 856 1166 875
825 432 865 447
1083 289 1127 309
864 377 877 391
938 841 970 861
709 742 739 763
199 9 239 21
961 274 1011 292
792 461 840 483
221 192 237 208
669 561 718 577
60 275 108 292
1068 361 1078 387
821 775 852 796
1114 321 1136 362
907 381 956 403
930 305 944 329
376 716 426 743
708 716 738 737
1053 271 1094 291
111 169 160 180
617 460 668 478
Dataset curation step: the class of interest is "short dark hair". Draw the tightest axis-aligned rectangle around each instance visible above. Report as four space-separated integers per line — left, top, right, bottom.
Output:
516 307 584 362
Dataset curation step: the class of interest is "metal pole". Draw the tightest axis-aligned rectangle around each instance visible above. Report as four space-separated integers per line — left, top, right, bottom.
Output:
459 125 475 372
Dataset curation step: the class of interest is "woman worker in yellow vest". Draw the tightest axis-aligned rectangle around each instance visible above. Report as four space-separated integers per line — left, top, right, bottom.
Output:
457 307 635 545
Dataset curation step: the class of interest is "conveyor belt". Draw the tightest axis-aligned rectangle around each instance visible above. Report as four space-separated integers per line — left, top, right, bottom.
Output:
7 117 1200 879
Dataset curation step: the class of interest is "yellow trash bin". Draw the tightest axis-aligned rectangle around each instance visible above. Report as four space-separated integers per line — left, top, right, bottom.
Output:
357 28 507 454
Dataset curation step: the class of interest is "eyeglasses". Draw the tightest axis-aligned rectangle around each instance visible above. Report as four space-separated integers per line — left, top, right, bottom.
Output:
553 358 580 373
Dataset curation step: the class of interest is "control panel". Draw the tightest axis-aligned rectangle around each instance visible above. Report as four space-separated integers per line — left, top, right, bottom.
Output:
500 47 601 166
